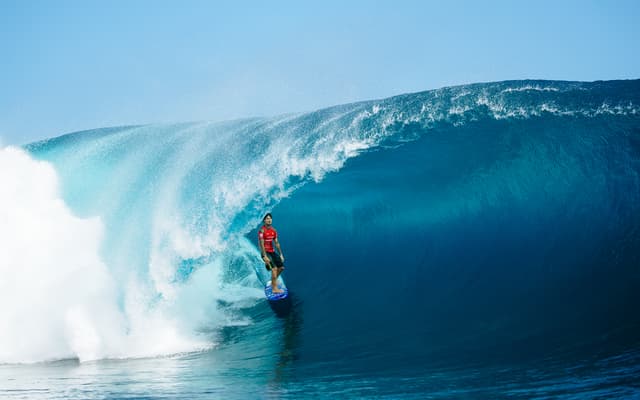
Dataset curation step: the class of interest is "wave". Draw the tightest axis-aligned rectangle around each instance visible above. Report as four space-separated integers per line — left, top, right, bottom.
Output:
2 79 639 365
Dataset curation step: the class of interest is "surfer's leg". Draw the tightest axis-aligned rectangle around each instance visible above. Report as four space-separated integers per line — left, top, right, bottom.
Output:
268 253 284 293
271 267 283 293
272 254 284 277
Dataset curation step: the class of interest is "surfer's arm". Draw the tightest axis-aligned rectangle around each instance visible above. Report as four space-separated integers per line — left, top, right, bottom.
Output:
275 238 284 261
259 238 269 263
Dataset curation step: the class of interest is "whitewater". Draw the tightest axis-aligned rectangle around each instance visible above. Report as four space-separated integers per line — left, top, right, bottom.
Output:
1 79 639 399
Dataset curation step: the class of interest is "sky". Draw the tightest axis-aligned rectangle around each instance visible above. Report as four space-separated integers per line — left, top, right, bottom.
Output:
1 0 639 145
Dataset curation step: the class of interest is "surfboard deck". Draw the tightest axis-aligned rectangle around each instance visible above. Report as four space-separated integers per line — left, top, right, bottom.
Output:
265 280 288 301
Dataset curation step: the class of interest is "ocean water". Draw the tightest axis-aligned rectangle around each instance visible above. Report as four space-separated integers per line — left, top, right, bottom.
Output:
1 80 639 399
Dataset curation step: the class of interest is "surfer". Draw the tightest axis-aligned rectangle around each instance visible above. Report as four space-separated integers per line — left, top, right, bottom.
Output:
259 213 285 293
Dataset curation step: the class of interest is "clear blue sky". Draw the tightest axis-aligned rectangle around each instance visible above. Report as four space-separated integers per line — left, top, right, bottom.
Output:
1 0 638 145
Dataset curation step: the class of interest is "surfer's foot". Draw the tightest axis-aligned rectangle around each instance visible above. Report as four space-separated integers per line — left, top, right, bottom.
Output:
272 287 284 294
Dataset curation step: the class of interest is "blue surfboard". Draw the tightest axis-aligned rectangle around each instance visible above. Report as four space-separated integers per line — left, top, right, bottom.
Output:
265 280 288 301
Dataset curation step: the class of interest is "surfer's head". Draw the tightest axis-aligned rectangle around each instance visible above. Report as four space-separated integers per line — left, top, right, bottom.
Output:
263 213 273 225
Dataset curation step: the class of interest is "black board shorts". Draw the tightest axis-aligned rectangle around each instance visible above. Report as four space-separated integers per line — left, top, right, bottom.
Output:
265 251 284 270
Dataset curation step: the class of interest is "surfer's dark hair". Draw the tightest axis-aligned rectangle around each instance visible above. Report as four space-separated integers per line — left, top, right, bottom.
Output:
263 213 273 221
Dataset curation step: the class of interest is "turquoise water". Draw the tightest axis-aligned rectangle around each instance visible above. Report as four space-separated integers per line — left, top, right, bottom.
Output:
1 80 639 398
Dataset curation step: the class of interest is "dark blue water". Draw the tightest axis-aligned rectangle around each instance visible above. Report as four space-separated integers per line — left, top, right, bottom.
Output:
2 79 639 398
275 113 640 363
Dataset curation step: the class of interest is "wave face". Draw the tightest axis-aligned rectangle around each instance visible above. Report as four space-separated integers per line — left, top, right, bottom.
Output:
3 80 640 372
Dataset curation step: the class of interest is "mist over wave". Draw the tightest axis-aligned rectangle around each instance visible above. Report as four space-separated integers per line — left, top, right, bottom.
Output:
0 147 216 363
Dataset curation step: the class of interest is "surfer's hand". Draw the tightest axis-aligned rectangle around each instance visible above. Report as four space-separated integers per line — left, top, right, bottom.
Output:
262 255 269 263
280 255 285 262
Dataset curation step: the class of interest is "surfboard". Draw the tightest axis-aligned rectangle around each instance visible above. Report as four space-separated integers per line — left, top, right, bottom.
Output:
265 280 288 301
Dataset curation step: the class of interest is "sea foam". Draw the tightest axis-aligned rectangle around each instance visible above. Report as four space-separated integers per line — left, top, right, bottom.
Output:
0 147 211 363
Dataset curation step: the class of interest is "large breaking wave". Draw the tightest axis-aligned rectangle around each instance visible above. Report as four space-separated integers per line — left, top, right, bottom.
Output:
1 79 638 366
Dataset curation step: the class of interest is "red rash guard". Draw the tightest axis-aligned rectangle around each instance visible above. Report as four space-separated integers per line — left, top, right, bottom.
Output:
258 226 277 253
